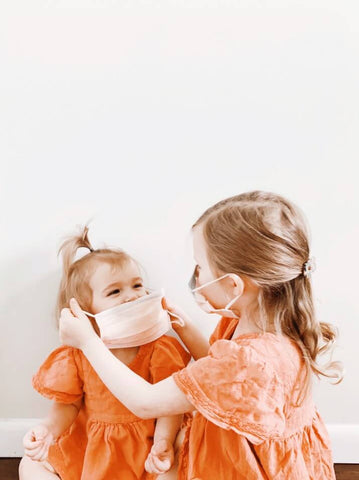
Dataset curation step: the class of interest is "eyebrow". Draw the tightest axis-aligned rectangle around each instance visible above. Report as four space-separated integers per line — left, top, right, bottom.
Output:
102 277 143 294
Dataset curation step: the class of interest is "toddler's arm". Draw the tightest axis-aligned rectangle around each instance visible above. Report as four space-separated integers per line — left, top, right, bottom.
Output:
145 415 182 475
163 298 210 360
23 399 82 462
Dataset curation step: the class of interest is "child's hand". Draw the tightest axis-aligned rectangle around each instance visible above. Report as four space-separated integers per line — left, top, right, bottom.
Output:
162 297 191 333
144 438 174 475
59 298 96 350
23 424 54 462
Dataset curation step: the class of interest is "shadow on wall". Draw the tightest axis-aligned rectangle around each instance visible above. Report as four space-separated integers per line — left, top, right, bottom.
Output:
0 251 62 418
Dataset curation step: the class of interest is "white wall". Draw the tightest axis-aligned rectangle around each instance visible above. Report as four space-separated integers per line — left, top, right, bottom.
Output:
1 0 359 459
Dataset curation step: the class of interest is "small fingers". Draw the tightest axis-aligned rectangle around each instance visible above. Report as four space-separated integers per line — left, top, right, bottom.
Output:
24 443 44 459
30 442 49 462
146 453 171 474
23 429 43 450
145 455 159 474
23 439 43 450
145 454 166 474
144 456 153 473
151 439 173 460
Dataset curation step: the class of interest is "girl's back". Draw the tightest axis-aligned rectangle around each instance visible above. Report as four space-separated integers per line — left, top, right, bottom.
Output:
174 317 335 480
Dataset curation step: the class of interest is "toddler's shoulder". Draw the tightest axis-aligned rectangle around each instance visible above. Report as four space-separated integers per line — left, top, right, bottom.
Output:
43 344 80 360
148 335 191 384
151 334 191 363
32 345 84 403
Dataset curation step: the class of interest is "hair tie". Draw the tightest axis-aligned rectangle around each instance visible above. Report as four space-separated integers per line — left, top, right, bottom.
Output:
303 257 316 278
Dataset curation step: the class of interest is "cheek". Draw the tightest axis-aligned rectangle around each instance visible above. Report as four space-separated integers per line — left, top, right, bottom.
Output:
90 297 102 315
197 288 223 312
91 296 113 315
196 267 211 287
198 275 227 309
197 278 223 307
202 284 222 304
90 291 101 311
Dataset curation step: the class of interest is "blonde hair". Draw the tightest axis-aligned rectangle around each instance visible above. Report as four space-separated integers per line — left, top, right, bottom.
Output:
55 226 136 326
193 191 343 403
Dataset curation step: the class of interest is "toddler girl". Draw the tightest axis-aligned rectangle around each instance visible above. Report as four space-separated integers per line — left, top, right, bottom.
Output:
19 226 191 480
59 192 342 479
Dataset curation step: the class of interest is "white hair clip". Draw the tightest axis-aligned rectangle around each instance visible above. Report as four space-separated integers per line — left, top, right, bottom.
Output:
303 257 316 278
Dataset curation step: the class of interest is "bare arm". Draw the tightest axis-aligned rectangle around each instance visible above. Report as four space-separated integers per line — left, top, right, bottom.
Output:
154 415 183 446
82 336 194 419
23 398 82 461
144 414 184 474
59 299 194 419
164 298 210 360
172 319 209 360
42 398 82 438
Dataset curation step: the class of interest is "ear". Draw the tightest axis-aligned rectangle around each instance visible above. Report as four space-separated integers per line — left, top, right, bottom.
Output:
227 273 245 298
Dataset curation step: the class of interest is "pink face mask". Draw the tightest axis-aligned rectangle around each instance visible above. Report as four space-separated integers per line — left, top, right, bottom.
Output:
189 267 241 319
84 289 184 349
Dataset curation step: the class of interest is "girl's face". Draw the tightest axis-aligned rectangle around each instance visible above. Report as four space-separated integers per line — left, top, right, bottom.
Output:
192 224 240 310
89 259 147 315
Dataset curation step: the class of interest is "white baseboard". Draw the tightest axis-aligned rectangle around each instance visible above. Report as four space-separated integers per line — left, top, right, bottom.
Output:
0 418 40 457
327 424 359 463
0 419 358 463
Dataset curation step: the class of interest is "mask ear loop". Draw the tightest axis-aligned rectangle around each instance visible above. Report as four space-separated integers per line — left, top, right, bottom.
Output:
191 273 231 292
224 294 241 310
166 310 185 327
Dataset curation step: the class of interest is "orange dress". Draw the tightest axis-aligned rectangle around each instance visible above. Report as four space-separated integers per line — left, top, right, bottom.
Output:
32 335 191 480
173 318 336 480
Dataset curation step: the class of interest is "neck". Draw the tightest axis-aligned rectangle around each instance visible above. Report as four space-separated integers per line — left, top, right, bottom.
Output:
231 310 265 339
110 346 140 365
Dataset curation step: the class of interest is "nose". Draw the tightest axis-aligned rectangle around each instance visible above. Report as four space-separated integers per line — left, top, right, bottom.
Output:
122 291 138 303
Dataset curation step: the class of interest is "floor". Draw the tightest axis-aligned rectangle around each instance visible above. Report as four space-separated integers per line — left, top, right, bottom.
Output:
1 458 359 479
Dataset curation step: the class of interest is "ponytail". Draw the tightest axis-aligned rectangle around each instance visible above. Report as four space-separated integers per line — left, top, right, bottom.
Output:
55 225 95 321
262 274 343 405
55 225 133 324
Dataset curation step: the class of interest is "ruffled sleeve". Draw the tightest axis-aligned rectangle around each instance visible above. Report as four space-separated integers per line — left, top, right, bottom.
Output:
173 338 285 444
150 335 191 384
32 346 84 403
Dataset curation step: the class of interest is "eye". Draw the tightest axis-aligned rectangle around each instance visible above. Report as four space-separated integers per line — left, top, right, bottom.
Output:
108 289 120 296
133 283 143 289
